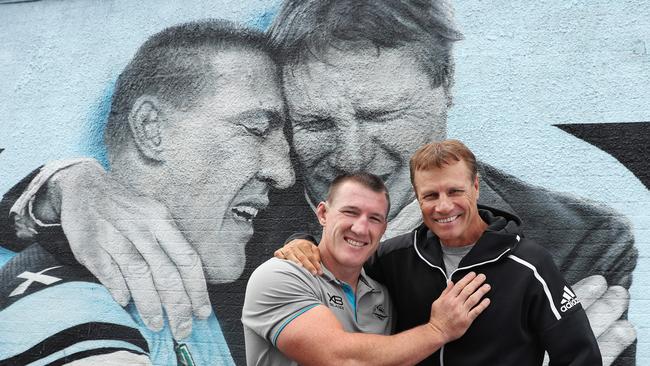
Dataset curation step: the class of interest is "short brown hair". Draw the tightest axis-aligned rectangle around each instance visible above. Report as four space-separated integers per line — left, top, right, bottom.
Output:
327 172 390 215
409 139 478 188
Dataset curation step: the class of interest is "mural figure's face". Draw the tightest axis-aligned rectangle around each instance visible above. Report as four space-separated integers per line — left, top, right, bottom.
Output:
158 48 294 284
317 180 388 270
414 160 483 246
283 45 448 219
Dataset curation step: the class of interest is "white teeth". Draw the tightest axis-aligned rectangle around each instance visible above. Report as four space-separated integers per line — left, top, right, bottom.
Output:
435 215 459 224
232 206 260 222
346 239 366 247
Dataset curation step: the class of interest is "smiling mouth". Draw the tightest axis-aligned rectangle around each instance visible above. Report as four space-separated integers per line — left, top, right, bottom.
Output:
345 237 368 247
231 206 261 222
435 215 460 224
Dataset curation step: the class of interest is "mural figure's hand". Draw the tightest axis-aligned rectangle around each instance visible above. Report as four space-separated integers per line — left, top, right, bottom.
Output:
274 239 322 275
572 275 636 366
428 272 491 343
36 161 211 340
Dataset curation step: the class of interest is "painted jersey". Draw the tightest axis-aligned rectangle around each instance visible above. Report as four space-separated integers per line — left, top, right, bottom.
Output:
0 243 235 366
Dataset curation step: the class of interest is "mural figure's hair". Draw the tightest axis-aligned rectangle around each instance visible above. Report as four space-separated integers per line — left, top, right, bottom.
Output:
409 139 478 188
104 19 274 161
326 172 391 215
267 0 463 91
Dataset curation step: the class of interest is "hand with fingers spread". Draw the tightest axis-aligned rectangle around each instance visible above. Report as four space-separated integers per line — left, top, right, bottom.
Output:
34 161 211 340
428 272 491 343
274 238 322 275
572 275 636 366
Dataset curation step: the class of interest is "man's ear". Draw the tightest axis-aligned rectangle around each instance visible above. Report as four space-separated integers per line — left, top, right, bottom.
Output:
316 202 328 226
128 95 165 162
474 174 480 199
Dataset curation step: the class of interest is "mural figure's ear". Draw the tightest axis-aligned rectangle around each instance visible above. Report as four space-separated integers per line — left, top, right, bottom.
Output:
128 95 165 162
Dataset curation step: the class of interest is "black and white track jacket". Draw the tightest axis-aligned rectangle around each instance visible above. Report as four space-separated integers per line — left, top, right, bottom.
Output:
364 205 601 366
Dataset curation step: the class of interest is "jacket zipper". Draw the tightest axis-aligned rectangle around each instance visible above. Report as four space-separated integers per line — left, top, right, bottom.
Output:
412 231 520 365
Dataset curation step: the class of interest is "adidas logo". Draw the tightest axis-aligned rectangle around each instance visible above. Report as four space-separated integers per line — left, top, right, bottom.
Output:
560 286 580 312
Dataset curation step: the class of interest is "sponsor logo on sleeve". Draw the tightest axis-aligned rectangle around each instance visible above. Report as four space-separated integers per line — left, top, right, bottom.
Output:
560 286 580 312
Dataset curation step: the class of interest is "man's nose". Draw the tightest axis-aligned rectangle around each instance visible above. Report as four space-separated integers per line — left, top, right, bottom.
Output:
435 195 454 213
258 130 295 189
351 216 369 235
332 121 372 172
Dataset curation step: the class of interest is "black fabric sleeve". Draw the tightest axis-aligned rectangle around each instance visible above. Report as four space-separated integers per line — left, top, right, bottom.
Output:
523 244 601 365
542 312 602 366
362 250 386 285
284 232 317 246
0 167 42 252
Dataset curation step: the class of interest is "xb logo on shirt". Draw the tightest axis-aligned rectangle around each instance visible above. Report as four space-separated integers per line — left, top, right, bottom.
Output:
328 293 344 310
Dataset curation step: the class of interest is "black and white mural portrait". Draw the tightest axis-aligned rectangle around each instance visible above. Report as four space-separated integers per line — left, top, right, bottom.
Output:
0 0 648 365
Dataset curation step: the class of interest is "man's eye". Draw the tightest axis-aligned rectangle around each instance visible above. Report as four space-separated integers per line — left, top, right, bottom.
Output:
241 120 270 137
355 108 404 122
292 117 335 132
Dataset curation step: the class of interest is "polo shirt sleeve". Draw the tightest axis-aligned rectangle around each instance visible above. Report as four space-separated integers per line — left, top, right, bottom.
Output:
242 258 323 346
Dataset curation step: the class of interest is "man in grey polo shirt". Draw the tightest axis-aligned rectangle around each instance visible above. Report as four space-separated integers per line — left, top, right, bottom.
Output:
242 172 490 365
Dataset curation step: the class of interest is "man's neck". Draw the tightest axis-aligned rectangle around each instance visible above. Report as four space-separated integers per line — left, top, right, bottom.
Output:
318 246 362 293
440 218 488 248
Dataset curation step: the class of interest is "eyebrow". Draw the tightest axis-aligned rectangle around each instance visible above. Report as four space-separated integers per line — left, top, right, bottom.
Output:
354 106 407 121
224 108 284 127
289 106 332 120
339 205 386 221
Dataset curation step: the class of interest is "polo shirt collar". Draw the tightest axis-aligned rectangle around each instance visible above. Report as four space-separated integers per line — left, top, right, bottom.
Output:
319 263 377 293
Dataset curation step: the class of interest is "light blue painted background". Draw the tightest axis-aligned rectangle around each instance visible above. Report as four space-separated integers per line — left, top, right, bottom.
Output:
1 0 648 362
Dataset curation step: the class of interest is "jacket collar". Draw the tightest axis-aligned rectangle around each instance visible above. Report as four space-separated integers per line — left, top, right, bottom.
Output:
413 205 522 273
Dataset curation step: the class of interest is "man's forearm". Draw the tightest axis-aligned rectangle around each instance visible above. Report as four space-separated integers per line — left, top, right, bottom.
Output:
329 324 445 366
283 323 446 366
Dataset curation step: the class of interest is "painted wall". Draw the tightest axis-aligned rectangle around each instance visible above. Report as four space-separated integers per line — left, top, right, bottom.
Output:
0 0 648 365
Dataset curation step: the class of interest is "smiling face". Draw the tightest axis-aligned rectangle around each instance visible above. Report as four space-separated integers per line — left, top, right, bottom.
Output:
414 160 485 246
283 44 448 219
155 48 294 283
317 180 388 273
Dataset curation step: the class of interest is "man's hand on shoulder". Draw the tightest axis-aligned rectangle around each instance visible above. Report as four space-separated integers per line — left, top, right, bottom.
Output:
275 237 322 275
30 161 211 340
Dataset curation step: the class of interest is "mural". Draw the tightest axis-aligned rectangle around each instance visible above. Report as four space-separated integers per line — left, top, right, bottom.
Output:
0 0 648 365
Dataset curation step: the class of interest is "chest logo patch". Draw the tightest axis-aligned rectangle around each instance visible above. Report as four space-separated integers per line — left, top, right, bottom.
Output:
328 293 344 310
373 304 388 320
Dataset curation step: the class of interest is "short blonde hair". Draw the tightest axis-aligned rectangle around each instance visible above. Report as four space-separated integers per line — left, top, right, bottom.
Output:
409 139 478 189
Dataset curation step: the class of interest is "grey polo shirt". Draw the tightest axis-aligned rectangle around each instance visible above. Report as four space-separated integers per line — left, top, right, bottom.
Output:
242 258 393 366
